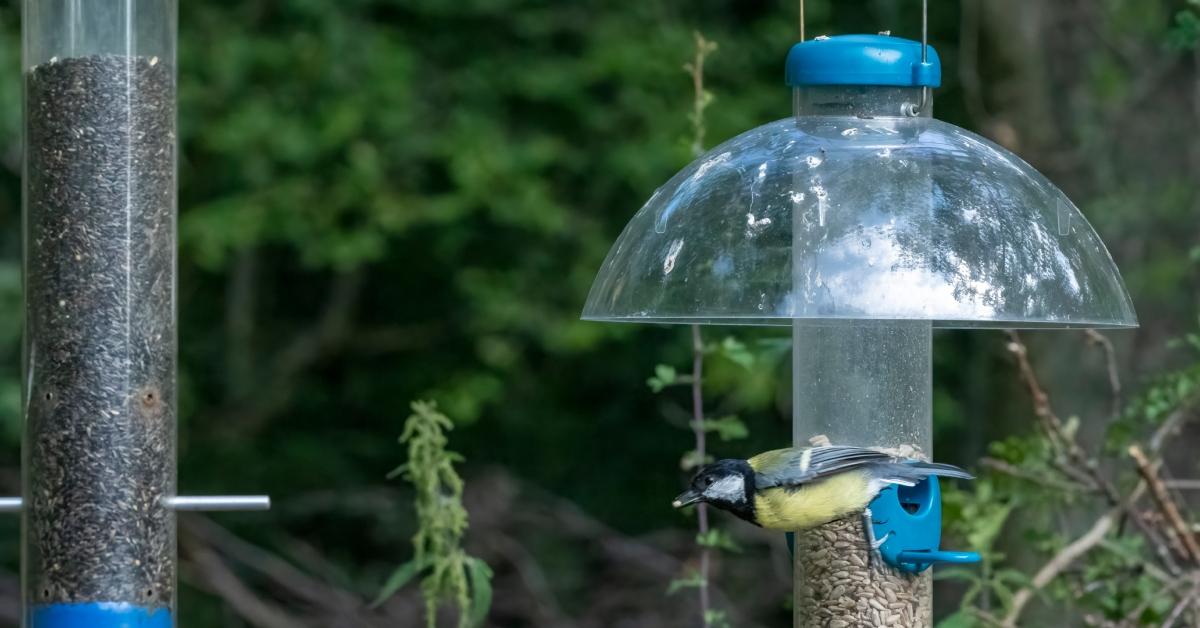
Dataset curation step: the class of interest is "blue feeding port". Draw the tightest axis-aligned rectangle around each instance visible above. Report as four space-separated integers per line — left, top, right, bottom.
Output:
783 476 980 574
870 477 980 574
30 603 173 628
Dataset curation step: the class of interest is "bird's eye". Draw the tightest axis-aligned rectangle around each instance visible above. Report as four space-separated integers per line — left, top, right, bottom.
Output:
703 476 714 487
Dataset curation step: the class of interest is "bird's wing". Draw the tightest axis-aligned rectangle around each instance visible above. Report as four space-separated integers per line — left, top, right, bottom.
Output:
749 446 895 490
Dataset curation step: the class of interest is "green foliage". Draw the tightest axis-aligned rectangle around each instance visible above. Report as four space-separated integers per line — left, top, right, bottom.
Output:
375 401 492 628
648 364 686 393
679 448 715 472
946 326 1200 625
703 416 749 442
666 571 707 596
703 609 731 628
696 528 741 552
1167 0 1200 49
940 479 1021 617
1108 326 1200 451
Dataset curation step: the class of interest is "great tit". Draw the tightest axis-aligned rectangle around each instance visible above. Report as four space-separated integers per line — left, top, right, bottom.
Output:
672 445 972 531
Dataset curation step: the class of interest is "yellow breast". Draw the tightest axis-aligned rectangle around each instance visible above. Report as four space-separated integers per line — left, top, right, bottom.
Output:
753 470 873 530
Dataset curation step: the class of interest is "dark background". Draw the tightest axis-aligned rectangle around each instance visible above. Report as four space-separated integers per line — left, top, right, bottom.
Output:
0 1 1195 626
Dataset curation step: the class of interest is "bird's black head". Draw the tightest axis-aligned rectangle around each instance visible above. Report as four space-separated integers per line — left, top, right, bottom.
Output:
673 459 756 522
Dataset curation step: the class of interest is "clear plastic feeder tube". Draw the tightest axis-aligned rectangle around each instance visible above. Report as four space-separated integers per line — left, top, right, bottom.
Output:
23 1 177 625
790 85 933 628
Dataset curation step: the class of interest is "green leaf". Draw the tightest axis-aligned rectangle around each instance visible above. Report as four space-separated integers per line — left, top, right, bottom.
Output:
717 337 754 369
666 571 706 595
702 415 748 441
1168 9 1200 49
934 567 981 583
993 568 1033 588
936 610 983 628
704 609 730 628
696 528 741 552
371 559 425 608
680 449 713 471
466 557 493 627
385 462 409 480
647 364 678 393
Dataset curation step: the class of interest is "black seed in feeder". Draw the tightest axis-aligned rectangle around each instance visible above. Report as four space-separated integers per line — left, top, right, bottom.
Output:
24 53 176 608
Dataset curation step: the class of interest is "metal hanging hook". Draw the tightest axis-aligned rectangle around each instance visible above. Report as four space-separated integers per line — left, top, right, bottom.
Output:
917 0 930 115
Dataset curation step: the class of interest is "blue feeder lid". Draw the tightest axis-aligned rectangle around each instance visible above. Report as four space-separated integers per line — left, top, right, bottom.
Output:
786 34 941 88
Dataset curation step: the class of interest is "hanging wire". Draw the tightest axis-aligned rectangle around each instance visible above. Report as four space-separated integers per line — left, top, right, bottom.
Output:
919 0 930 113
799 0 805 41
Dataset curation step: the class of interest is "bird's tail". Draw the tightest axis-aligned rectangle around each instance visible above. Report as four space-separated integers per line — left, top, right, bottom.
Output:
910 461 974 481
873 461 974 485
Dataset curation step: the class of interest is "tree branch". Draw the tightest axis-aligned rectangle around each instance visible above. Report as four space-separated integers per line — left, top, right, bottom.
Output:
183 541 308 628
1129 445 1200 564
999 334 1200 626
1084 330 1122 421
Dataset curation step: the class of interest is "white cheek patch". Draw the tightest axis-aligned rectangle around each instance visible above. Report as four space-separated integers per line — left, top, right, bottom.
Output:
706 475 746 503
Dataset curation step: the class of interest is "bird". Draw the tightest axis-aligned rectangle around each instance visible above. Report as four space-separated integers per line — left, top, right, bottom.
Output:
672 445 973 532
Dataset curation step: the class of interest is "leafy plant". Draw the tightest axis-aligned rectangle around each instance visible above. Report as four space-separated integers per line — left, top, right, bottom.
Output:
939 328 1200 626
1167 0 1200 49
374 401 492 628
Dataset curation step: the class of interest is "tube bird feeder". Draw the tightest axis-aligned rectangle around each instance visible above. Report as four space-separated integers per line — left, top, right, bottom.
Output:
583 29 1135 628
20 2 268 626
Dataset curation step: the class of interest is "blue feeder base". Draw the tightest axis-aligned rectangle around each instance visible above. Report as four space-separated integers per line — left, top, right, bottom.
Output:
30 603 173 628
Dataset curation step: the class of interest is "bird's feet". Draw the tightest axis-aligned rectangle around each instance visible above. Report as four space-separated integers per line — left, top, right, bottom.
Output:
862 508 887 569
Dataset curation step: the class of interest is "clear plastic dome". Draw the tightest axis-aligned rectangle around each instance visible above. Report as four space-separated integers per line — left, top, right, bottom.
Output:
583 94 1136 329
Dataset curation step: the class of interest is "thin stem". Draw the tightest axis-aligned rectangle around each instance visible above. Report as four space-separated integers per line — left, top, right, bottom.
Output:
684 31 716 628
1084 329 1122 421
1130 445 1200 564
692 323 710 624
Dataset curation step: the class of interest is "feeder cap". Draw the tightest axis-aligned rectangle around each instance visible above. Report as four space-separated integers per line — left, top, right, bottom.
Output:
786 34 941 88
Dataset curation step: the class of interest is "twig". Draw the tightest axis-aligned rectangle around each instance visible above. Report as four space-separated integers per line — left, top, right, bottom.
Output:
184 542 308 628
691 322 712 625
1150 399 1199 453
1084 330 1122 421
182 514 364 614
1000 334 1198 626
1006 331 1179 574
1162 584 1200 628
507 478 771 628
1002 393 1200 625
980 457 1095 494
683 32 717 159
1005 333 1078 466
1001 500 1121 627
683 32 717 628
1116 572 1189 625
484 533 571 626
1129 445 1200 564
215 270 364 437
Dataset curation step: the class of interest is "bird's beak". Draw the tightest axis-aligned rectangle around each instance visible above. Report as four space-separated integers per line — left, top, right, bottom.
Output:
673 489 702 508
